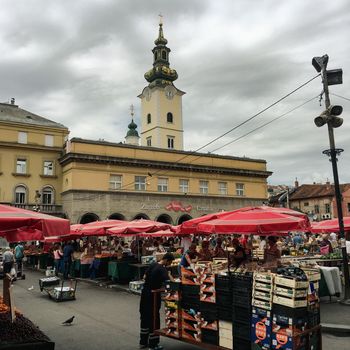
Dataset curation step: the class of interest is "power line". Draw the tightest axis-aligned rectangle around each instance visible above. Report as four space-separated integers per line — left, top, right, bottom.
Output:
209 95 319 154
330 93 350 102
118 73 321 191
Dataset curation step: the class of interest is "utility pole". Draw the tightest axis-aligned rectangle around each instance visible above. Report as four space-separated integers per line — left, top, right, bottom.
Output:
312 55 350 304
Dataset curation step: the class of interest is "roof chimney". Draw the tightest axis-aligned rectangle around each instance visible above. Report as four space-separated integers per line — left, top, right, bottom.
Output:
294 178 299 188
10 97 15 105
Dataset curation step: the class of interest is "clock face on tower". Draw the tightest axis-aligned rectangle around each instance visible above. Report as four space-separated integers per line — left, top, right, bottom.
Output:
165 86 176 100
143 87 151 101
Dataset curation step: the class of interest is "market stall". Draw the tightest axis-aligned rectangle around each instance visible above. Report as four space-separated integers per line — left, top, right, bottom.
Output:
154 206 322 349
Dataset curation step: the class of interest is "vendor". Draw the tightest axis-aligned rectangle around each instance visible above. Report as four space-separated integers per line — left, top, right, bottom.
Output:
212 238 227 258
198 240 213 261
230 238 247 267
139 253 175 350
264 236 281 265
179 243 200 272
320 234 333 255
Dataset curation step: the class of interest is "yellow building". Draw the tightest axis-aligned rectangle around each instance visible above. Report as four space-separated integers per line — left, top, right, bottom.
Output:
0 99 69 216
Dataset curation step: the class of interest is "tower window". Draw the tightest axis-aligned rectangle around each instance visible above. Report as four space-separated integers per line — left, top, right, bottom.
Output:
147 113 151 124
167 112 173 123
154 52 158 60
167 136 174 149
162 51 167 60
146 137 152 147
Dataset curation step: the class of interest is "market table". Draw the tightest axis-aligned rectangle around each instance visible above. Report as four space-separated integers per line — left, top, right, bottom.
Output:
108 261 135 282
129 263 150 280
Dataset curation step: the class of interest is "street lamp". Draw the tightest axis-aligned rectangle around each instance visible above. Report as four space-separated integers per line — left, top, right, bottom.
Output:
312 54 350 305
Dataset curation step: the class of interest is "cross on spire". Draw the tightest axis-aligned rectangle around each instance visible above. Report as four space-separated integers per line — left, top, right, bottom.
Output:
130 104 134 117
159 13 163 25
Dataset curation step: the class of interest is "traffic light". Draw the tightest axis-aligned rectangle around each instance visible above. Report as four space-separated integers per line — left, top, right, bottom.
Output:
314 105 343 128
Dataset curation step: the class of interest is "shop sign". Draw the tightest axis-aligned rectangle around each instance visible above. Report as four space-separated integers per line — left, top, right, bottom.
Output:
140 203 161 210
165 201 192 213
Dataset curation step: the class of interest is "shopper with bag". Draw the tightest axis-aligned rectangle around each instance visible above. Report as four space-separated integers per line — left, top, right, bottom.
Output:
14 242 24 274
3 247 15 276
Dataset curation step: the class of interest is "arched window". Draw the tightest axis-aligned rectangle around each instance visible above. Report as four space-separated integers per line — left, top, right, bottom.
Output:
42 186 54 204
154 52 158 60
15 185 27 204
162 51 167 60
147 113 151 124
167 112 173 123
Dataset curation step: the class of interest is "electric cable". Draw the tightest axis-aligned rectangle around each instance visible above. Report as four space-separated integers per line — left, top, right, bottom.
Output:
117 74 321 191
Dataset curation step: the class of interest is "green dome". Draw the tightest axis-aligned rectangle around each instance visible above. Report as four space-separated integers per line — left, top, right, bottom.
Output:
126 119 139 137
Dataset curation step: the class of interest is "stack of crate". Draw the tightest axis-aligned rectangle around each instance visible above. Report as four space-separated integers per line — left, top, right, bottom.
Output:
271 273 310 350
215 274 232 322
252 249 265 261
164 281 182 338
232 272 253 350
251 272 274 349
219 320 233 348
252 272 274 310
198 263 218 345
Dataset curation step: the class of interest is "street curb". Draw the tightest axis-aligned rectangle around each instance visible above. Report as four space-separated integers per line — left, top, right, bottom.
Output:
321 323 350 336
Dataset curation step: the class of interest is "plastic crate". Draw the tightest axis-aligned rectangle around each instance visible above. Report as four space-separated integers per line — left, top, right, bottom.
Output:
232 292 252 307
232 321 251 340
232 305 251 323
217 307 232 322
201 329 219 345
215 274 230 290
233 336 251 350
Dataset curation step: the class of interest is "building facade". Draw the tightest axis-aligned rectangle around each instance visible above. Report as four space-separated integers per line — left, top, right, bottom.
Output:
289 182 350 221
60 138 271 224
0 99 69 216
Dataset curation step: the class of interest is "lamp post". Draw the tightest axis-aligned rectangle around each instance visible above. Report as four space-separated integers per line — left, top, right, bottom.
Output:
312 55 350 304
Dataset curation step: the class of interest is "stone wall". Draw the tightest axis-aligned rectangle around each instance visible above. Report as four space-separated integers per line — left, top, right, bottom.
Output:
62 190 265 224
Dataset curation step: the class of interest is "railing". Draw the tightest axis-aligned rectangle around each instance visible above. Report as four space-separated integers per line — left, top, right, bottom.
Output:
13 203 63 213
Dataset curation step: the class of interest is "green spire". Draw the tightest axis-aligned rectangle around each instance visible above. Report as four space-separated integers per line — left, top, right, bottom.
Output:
144 20 178 88
126 105 139 137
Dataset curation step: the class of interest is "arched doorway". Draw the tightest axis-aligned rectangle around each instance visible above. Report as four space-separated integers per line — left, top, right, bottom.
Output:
156 213 173 224
80 213 99 224
108 213 126 220
177 214 192 225
133 213 150 220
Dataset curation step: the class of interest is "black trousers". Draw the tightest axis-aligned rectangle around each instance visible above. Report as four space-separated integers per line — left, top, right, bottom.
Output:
63 260 71 279
4 262 13 274
139 289 161 348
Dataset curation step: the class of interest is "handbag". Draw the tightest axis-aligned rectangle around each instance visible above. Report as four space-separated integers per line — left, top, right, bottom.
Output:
320 245 329 255
10 267 16 277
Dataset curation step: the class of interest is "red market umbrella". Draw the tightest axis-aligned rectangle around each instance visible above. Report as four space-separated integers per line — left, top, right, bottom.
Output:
106 219 173 237
0 204 70 241
138 228 175 238
74 220 125 236
311 217 350 234
196 206 311 235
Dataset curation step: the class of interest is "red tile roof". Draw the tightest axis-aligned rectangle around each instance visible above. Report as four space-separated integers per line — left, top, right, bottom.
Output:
289 183 350 200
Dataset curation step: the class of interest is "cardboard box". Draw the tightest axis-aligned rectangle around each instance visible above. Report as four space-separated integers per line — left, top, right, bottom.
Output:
251 307 272 349
271 331 307 350
219 336 233 348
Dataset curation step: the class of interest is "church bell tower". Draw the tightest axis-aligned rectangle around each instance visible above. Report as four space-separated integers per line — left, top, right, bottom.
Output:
139 18 185 150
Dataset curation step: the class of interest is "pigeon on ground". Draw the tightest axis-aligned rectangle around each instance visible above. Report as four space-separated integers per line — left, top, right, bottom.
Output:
28 286 34 291
62 316 75 325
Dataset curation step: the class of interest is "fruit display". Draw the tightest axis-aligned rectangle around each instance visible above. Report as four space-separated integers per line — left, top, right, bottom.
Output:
320 252 342 259
0 296 54 348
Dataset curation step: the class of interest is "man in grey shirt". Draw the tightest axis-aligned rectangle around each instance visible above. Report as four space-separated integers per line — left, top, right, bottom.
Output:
3 247 14 275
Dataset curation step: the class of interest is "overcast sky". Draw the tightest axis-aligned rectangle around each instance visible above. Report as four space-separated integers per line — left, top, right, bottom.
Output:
1 0 349 186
